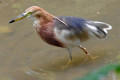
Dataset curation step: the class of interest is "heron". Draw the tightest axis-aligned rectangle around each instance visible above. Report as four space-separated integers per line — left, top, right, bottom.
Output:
9 6 112 65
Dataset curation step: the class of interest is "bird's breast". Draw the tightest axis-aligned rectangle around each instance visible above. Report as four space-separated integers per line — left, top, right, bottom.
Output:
36 25 65 48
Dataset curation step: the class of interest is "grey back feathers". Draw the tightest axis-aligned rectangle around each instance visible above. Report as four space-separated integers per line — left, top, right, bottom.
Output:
54 16 112 43
86 21 112 39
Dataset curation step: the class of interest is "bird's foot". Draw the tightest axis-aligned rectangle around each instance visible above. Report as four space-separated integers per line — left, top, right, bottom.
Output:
86 54 99 61
62 59 74 69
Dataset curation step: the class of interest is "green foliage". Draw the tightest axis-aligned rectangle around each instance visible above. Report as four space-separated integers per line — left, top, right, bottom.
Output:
75 64 120 80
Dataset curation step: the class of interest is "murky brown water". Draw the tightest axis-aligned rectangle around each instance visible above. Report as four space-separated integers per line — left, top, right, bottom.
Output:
0 0 120 80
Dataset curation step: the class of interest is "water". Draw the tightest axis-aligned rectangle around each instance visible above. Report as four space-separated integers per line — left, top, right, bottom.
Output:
0 0 120 80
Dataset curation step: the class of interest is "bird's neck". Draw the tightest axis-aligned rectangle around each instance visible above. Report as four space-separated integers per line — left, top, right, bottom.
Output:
39 12 54 25
33 12 54 32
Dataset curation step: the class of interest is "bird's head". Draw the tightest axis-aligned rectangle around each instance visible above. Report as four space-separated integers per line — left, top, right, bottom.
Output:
9 6 53 23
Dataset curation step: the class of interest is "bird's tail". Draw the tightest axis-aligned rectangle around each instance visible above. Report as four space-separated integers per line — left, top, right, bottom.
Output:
86 21 112 39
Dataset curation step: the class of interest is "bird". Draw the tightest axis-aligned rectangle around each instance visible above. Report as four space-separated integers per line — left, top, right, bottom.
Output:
9 6 112 64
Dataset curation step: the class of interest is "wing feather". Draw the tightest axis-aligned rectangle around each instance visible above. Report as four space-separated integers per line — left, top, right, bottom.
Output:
54 16 89 42
54 16 112 43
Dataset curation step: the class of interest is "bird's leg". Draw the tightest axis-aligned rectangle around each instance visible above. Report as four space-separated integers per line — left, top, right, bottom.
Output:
67 48 73 61
63 48 73 69
79 45 99 60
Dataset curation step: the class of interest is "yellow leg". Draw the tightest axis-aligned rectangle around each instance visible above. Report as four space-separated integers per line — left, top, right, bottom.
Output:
62 59 74 69
66 59 73 68
87 54 99 60
62 48 73 69
79 45 99 60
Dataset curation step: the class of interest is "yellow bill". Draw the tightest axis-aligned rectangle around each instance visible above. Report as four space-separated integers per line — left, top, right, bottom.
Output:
9 12 32 23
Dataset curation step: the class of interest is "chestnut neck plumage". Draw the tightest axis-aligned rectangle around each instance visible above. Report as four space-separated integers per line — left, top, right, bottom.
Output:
33 9 65 47
39 12 53 25
33 9 54 31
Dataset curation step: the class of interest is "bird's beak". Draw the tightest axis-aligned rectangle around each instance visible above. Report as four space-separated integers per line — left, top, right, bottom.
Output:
9 12 32 23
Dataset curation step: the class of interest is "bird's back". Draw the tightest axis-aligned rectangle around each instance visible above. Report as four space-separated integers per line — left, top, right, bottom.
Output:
53 17 89 47
53 16 112 47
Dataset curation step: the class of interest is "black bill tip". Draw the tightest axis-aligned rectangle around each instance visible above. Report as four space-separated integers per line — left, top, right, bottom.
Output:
9 20 15 23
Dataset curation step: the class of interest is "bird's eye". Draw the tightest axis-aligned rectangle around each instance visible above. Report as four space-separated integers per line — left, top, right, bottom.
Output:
35 14 41 18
